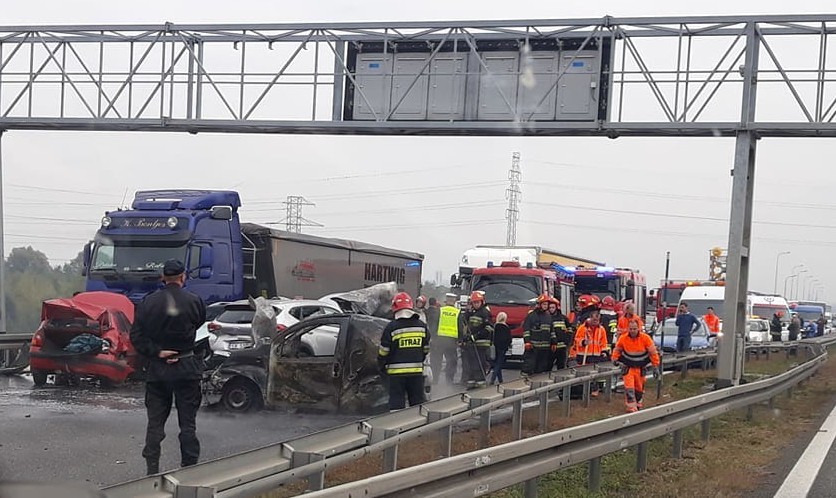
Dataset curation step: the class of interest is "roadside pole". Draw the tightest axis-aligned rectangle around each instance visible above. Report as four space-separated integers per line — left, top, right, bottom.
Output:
656 251 670 400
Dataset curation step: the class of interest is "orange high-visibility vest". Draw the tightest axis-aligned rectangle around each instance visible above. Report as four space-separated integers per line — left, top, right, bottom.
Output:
569 323 609 359
612 332 660 368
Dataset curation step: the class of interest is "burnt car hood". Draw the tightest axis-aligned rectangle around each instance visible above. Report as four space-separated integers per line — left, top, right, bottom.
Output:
324 282 398 317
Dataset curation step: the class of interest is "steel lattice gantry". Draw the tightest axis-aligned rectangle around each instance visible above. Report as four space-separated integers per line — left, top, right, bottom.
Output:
2 14 836 384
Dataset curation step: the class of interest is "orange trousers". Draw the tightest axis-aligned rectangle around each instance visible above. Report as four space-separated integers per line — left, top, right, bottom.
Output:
622 367 646 411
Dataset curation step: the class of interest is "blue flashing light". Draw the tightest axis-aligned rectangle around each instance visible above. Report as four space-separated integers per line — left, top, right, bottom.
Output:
596 266 616 272
405 261 420 267
564 266 577 272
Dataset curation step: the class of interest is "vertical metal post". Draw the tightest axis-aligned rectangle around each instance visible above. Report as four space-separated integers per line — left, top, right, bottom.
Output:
604 375 613 402
681 360 689 378
583 381 591 408
657 252 670 400
701 419 711 441
588 457 602 492
524 478 538 498
331 38 345 121
186 38 194 120
672 429 684 458
479 411 491 448
538 392 548 431
747 405 755 421
512 398 523 440
307 454 326 491
438 426 452 458
717 21 759 389
636 442 648 473
561 385 571 417
0 131 5 332
195 40 204 119
383 444 398 473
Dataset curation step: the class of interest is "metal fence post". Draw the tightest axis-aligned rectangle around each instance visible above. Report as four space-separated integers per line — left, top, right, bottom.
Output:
681 359 689 378
746 405 755 422
308 454 326 491
512 398 523 440
524 478 538 498
383 444 399 473
588 457 602 492
539 392 549 431
479 411 491 448
672 429 684 458
701 419 711 441
636 442 648 473
583 381 591 408
604 375 613 402
562 385 572 417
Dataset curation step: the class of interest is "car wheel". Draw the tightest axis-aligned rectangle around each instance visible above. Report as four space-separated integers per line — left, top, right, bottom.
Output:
221 378 263 413
32 371 48 387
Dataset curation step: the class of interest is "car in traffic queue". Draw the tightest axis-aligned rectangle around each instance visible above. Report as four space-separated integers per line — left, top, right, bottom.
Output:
651 316 718 353
746 318 771 344
202 313 431 413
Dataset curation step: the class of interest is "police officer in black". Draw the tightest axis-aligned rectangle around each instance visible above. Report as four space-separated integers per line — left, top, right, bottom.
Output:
130 259 206 475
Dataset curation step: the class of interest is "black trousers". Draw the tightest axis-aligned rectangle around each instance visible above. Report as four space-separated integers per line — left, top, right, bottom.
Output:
388 375 425 411
430 339 458 383
553 347 568 370
142 379 202 470
523 349 553 375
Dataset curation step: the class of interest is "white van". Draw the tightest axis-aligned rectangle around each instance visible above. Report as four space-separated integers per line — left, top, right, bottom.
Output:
678 286 726 331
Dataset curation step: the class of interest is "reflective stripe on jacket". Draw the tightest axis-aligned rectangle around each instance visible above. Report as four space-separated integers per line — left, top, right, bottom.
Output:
611 332 660 368
569 324 610 358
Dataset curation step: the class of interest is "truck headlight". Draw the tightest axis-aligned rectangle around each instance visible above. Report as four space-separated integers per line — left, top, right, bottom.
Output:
101 216 112 227
167 216 178 228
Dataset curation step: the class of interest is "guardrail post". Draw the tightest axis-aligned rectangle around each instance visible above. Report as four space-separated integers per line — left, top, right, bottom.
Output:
680 359 689 378
786 386 794 399
479 412 491 448
583 381 591 408
764 346 770 360
769 396 776 409
588 457 602 492
308 454 326 491
604 375 613 402
383 444 399 473
636 442 648 473
701 419 711 441
562 385 571 417
538 392 549 432
512 398 523 440
746 405 755 421
524 478 538 498
672 429 683 458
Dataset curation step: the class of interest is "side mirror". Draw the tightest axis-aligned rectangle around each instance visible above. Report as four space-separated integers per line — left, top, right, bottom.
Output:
450 273 458 286
82 241 93 276
199 268 212 279
210 205 234 220
625 283 635 301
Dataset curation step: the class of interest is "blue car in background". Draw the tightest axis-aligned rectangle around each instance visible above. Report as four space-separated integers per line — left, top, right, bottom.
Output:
651 317 717 353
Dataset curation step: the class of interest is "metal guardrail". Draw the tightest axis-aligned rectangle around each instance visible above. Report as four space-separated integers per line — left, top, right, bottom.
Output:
101 349 719 498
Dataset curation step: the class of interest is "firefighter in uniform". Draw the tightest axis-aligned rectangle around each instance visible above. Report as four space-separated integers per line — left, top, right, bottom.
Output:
431 293 461 384
611 318 660 412
378 292 430 411
600 296 619 344
548 297 572 370
616 302 644 342
130 259 206 475
523 294 556 375
569 312 610 396
572 294 602 329
460 291 493 388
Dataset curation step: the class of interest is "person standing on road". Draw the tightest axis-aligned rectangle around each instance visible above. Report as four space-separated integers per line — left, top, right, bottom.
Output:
431 294 460 384
674 302 701 353
378 292 430 411
817 314 827 337
522 294 556 376
703 306 721 335
616 302 644 342
612 318 660 413
460 291 493 389
548 298 572 370
414 295 428 323
770 312 783 342
569 312 610 397
130 260 207 476
490 312 512 385
788 313 802 341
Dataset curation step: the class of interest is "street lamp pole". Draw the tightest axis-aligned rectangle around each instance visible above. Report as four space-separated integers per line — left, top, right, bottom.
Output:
795 269 808 299
784 274 798 297
801 274 813 300
774 251 790 294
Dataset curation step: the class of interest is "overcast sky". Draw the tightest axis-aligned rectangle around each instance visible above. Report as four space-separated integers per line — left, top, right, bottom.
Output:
1 0 835 301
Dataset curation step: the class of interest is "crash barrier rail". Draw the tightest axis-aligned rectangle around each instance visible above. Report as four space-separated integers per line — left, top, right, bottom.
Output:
103 348 719 498
102 337 836 498
304 336 833 498
0 332 32 375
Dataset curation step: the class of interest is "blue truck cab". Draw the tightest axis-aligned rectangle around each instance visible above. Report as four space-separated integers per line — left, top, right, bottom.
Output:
83 190 244 304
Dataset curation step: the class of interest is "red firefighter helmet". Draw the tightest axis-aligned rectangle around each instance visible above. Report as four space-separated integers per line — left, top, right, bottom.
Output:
536 293 551 304
550 297 561 308
391 292 414 312
601 295 616 310
577 294 601 309
415 295 427 307
470 291 486 303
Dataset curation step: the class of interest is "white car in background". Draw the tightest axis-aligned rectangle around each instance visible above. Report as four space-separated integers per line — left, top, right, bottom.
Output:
746 319 771 343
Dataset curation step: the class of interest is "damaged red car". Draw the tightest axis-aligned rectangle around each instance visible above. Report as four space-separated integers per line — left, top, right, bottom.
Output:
29 291 140 387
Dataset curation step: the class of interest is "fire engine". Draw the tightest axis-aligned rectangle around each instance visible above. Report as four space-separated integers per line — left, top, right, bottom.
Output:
649 279 725 322
568 266 647 316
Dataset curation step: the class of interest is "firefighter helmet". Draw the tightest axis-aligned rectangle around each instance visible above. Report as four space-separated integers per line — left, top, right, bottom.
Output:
550 297 561 308
391 292 414 312
470 291 486 303
601 295 616 310
536 293 551 304
415 295 427 307
577 294 601 309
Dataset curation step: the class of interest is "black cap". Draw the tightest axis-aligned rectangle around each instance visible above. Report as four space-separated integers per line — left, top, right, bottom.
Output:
162 259 186 276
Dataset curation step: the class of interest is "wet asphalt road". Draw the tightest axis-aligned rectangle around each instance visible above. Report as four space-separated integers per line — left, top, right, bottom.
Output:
0 374 361 488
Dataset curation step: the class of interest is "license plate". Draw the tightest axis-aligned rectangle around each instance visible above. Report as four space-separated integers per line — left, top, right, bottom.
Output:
510 338 525 356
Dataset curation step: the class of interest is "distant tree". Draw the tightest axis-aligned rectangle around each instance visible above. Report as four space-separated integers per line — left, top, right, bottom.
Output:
60 250 85 276
6 246 52 274
421 280 451 301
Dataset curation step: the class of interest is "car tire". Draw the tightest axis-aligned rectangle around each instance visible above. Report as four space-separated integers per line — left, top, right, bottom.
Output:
221 378 263 413
32 371 48 387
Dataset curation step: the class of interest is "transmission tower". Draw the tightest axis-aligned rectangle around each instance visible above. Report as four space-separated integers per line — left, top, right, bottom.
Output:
280 195 322 233
505 152 522 246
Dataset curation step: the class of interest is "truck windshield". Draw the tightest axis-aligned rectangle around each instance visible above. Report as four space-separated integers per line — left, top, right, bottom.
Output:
796 309 824 322
658 287 683 306
574 276 619 300
752 305 790 323
472 275 541 306
92 243 187 273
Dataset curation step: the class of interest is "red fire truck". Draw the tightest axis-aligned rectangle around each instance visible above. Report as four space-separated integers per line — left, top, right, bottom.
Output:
569 266 647 316
469 261 574 362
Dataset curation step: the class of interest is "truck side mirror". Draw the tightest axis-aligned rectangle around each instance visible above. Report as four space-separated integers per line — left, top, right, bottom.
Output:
210 205 234 220
82 241 93 276
198 268 212 279
625 280 636 301
450 273 458 286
